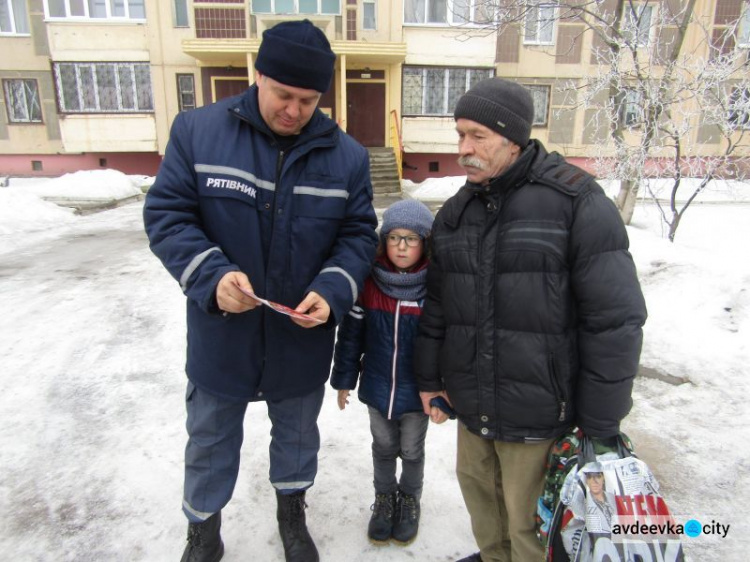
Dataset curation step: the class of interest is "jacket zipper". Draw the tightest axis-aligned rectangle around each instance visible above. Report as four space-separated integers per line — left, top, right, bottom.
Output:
387 302 400 420
548 353 568 422
272 149 285 224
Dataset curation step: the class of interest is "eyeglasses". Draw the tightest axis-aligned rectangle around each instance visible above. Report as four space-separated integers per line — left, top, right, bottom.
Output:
385 234 422 247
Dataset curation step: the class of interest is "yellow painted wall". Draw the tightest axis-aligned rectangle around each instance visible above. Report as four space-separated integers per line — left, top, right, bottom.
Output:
59 115 157 152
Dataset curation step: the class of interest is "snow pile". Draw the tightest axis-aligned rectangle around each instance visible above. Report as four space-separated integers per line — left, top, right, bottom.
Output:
9 169 143 201
0 188 76 236
403 175 465 201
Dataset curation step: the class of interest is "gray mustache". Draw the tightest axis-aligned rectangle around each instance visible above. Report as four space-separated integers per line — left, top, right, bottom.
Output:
458 156 485 169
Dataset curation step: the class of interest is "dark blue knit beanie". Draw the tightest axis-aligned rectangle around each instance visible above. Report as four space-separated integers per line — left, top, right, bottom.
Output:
255 19 336 93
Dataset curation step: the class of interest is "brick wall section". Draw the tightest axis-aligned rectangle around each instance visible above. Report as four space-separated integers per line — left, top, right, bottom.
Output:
662 0 686 20
496 26 520 63
583 107 610 144
654 27 679 64
195 8 246 39
711 27 736 55
589 31 616 65
549 107 576 144
556 25 584 64
713 0 742 24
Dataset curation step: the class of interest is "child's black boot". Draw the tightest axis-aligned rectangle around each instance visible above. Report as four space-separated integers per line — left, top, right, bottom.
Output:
367 492 396 544
392 490 420 545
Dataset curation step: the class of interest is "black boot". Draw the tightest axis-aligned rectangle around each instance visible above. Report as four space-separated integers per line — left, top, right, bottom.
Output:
392 490 420 545
455 554 482 562
276 490 319 562
180 511 224 562
367 492 396 545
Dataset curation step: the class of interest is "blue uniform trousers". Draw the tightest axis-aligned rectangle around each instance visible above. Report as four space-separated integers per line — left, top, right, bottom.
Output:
182 381 325 523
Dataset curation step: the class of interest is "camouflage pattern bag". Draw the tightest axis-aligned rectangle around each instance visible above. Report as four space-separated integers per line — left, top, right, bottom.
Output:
536 428 584 548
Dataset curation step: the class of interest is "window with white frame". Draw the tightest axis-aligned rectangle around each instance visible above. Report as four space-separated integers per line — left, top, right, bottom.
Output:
619 88 642 126
403 66 493 116
524 2 556 45
45 0 146 20
53 62 154 113
728 86 750 129
177 74 196 112
451 0 495 24
0 0 30 34
174 0 188 27
363 0 376 30
525 84 550 126
738 4 750 48
3 79 42 123
621 4 653 47
251 0 340 15
404 0 492 25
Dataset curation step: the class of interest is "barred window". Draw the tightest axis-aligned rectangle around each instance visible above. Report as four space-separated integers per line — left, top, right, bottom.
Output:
403 66 493 116
524 2 556 45
45 0 145 19
619 88 642 127
525 84 550 126
53 62 154 113
177 74 196 112
622 4 653 47
251 0 340 14
1 0 30 34
729 87 750 129
3 79 42 122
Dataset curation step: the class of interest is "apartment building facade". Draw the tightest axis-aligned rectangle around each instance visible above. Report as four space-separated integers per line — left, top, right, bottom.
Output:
1 0 748 181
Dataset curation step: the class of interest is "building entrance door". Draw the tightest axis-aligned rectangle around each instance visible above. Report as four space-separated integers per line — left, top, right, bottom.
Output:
213 78 248 101
346 82 385 147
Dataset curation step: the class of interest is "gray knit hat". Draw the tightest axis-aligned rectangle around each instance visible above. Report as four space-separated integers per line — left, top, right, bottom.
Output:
454 77 534 147
255 19 336 93
380 199 434 240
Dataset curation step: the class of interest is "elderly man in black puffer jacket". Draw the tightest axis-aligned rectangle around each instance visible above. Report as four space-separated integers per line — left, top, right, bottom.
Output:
415 78 647 562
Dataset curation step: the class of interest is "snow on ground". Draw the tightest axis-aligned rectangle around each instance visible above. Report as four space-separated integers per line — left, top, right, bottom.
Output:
1 171 749 560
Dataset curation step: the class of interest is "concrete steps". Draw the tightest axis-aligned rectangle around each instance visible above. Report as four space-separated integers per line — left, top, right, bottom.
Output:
368 147 401 196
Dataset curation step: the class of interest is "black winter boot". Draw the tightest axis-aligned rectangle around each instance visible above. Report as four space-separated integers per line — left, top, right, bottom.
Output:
276 490 319 562
455 554 482 562
180 511 224 562
392 490 420 545
367 492 396 544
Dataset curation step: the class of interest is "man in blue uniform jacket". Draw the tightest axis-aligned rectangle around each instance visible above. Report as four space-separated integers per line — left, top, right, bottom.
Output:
143 19 378 562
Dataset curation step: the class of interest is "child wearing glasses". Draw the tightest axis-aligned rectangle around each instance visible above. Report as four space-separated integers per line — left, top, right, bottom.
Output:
331 199 436 546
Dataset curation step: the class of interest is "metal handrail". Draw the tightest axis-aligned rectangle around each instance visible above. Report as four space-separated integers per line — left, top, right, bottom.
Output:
389 109 404 180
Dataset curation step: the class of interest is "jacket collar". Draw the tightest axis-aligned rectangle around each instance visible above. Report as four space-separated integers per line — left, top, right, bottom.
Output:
442 140 544 230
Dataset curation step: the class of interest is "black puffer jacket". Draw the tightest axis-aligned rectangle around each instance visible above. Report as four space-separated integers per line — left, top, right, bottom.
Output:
414 141 647 442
